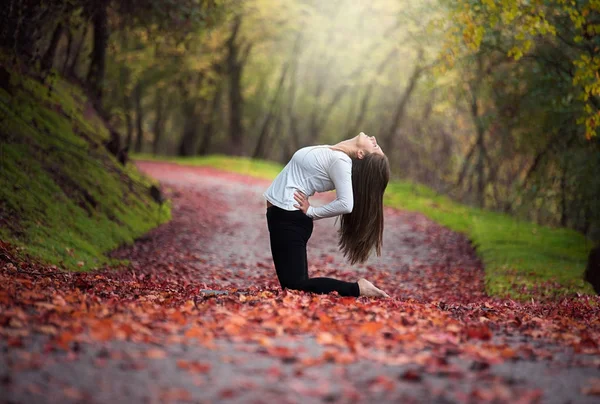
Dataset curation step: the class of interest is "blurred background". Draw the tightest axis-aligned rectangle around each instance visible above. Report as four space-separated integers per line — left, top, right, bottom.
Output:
1 0 599 242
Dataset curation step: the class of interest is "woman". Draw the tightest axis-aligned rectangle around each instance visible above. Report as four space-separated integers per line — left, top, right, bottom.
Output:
264 132 390 298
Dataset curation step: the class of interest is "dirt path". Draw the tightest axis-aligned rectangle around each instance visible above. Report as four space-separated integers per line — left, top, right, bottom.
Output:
1 161 599 403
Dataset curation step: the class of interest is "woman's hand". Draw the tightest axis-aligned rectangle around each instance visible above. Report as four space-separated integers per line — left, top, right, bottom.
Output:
294 191 310 214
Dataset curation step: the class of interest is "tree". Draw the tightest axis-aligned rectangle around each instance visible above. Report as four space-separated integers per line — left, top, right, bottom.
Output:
443 0 600 140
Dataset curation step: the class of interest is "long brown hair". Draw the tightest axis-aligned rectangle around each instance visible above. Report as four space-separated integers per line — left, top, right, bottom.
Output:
338 153 390 264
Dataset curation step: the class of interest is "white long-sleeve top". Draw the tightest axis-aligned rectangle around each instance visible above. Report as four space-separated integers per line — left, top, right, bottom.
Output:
263 146 353 220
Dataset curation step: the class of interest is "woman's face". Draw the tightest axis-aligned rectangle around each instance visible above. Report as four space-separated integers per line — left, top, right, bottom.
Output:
356 132 384 156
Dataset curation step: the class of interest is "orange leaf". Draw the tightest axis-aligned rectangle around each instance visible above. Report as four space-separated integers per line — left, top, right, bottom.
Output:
360 322 383 334
145 348 167 359
582 378 600 396
177 360 211 373
54 332 74 350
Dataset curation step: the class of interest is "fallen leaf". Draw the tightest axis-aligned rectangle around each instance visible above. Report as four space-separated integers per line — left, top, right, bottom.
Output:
582 378 600 396
145 348 167 359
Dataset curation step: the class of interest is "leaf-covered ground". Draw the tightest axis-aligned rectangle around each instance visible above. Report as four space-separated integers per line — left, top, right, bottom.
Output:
1 161 599 403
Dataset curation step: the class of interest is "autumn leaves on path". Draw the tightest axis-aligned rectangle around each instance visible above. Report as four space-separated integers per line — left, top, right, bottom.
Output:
1 161 599 403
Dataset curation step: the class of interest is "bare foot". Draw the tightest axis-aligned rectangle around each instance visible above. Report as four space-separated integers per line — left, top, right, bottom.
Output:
357 278 390 298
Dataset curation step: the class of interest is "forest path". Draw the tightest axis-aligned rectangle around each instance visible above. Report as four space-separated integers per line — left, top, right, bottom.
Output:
1 161 598 404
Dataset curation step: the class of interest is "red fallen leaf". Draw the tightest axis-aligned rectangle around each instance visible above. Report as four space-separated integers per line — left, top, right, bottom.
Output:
465 325 492 340
360 322 383 334
319 332 350 349
266 365 282 378
35 302 56 310
25 383 43 395
16 278 33 288
54 332 75 350
470 387 495 401
177 360 211 373
220 389 236 399
582 378 600 396
117 323 136 339
401 369 422 382
7 337 23 348
90 318 114 342
160 388 192 402
52 294 67 307
38 325 58 335
9 317 25 328
170 311 187 325
120 361 146 371
317 313 332 324
184 325 204 338
514 389 543 403
20 290 46 301
368 375 395 392
63 386 84 400
180 300 196 313
145 348 167 359
320 350 356 364
500 347 517 359
338 297 356 305
580 334 599 349
267 346 297 362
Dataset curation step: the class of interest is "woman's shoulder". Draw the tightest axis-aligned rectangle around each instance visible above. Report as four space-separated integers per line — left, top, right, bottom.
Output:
329 148 352 164
296 145 351 166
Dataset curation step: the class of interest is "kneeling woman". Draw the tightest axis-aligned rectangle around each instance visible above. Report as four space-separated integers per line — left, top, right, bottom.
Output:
264 132 390 298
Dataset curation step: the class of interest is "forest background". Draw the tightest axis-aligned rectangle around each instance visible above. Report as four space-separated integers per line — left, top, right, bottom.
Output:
2 0 599 243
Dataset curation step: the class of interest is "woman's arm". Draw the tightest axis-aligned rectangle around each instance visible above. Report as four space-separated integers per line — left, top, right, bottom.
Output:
305 158 353 220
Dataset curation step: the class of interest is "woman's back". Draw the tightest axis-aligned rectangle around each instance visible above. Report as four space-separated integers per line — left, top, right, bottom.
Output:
263 146 353 218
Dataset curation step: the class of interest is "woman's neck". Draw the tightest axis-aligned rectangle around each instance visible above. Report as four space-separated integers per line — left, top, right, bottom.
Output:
330 139 357 157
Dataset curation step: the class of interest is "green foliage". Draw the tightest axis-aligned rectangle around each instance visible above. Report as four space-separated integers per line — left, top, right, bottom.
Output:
0 69 170 271
444 0 600 139
135 154 594 300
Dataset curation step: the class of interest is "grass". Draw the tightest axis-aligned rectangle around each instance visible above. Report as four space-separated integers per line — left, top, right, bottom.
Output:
133 153 595 300
0 68 170 271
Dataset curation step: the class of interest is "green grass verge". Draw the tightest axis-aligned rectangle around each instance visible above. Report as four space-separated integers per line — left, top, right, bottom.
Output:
0 69 171 271
133 154 594 300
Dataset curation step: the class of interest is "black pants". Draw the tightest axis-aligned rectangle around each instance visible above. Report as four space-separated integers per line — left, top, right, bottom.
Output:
266 206 360 297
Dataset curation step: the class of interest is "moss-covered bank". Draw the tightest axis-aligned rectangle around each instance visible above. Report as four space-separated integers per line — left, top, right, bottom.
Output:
0 68 170 270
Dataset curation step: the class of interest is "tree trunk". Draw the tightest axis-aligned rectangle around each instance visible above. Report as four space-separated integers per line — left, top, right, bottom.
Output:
383 61 424 151
178 101 199 156
124 96 134 150
152 88 166 155
284 33 304 156
469 82 488 208
86 0 109 101
265 113 283 159
560 162 568 227
475 132 486 208
133 83 144 153
62 28 73 74
198 84 223 156
226 15 244 155
68 24 88 77
306 52 337 145
41 22 63 72
253 63 290 158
